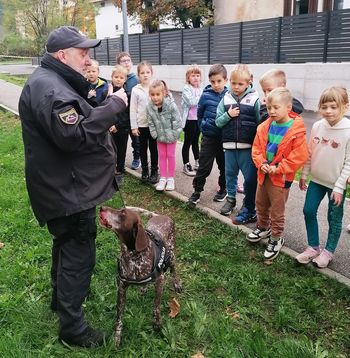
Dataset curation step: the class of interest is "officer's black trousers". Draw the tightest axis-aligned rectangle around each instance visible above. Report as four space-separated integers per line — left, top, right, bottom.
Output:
47 207 97 336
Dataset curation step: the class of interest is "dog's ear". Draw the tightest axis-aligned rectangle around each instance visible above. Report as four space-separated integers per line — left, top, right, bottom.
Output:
135 221 148 252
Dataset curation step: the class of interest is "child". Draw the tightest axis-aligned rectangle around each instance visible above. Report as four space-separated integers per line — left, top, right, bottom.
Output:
130 61 159 184
215 64 260 222
247 88 308 260
187 64 228 205
296 86 350 268
109 65 129 179
181 65 203 176
259 69 304 123
85 59 108 105
116 51 141 170
147 80 182 191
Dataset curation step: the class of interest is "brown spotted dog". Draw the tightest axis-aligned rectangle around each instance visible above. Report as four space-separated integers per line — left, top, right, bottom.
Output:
99 206 182 346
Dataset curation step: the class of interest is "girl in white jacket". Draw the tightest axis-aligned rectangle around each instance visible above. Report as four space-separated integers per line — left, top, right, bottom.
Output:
181 65 203 176
297 87 350 268
130 61 159 183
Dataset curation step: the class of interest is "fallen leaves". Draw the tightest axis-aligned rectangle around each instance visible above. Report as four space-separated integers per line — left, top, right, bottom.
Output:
168 297 180 318
0 242 4 249
263 260 273 266
225 306 240 320
191 353 205 358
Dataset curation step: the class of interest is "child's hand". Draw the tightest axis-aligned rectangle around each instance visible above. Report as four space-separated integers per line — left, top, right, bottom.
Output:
107 83 113 96
347 177 350 185
260 163 270 174
109 125 117 133
330 191 343 206
260 97 266 105
228 105 240 118
299 179 307 191
268 165 277 174
132 128 139 136
88 89 96 98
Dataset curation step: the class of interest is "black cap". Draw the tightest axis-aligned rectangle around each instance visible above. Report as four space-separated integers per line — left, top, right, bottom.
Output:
46 26 101 52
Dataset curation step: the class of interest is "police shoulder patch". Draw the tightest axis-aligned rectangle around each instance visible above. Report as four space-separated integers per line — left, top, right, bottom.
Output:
58 108 79 125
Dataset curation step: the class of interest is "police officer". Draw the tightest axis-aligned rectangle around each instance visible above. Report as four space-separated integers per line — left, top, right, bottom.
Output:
19 26 128 347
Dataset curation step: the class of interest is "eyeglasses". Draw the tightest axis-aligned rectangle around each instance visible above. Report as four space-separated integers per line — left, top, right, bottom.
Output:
120 59 131 64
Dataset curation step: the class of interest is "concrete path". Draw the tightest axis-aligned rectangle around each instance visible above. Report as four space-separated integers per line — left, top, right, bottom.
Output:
1 64 349 286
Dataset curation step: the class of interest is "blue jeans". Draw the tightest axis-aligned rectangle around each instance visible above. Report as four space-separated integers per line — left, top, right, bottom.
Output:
303 181 345 253
224 148 257 211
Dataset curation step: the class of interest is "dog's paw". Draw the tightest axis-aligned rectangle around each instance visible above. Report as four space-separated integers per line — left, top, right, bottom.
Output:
173 281 183 293
153 322 162 332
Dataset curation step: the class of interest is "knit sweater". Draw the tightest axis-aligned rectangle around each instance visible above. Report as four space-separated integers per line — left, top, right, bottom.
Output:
130 84 150 129
301 117 350 193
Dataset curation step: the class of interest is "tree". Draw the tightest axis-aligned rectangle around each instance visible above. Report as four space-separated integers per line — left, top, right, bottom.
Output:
113 0 213 33
1 0 97 55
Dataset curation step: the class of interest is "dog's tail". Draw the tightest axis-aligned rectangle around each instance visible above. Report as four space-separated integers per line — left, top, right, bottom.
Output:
125 206 159 218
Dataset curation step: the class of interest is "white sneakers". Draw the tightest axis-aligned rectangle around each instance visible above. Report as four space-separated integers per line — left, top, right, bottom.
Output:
156 177 175 191
295 247 334 268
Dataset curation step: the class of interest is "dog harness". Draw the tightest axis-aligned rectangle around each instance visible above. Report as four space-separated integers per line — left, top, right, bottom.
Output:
118 229 171 285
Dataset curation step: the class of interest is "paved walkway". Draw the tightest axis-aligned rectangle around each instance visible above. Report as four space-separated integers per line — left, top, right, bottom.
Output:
1 64 349 286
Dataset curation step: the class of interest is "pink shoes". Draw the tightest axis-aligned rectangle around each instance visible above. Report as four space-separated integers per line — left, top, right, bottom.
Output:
296 247 334 268
295 247 320 264
312 249 334 268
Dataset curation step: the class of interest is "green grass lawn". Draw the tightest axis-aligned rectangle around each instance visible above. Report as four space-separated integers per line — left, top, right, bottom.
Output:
1 110 350 357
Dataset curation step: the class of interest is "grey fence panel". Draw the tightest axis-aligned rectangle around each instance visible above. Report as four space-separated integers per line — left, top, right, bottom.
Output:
327 9 350 62
140 33 160 64
107 38 122 64
129 34 141 63
183 27 209 64
210 23 240 63
280 13 327 63
160 31 182 65
89 9 350 66
94 39 109 64
241 18 280 64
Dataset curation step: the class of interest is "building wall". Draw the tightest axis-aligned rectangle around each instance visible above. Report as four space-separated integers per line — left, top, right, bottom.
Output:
100 63 350 114
94 0 142 38
213 0 284 25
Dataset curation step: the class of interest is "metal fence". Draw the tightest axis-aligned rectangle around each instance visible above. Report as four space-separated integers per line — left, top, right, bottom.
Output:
93 8 350 65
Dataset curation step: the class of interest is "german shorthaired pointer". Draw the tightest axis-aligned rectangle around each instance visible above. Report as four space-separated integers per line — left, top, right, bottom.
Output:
99 206 182 346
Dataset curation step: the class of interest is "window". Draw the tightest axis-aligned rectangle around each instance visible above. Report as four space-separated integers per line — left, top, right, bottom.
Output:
284 0 318 15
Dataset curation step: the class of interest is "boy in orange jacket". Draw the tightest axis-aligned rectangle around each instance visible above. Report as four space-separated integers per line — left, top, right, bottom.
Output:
246 87 308 260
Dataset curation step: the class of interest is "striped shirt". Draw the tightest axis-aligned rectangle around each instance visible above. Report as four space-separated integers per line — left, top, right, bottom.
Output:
266 119 293 163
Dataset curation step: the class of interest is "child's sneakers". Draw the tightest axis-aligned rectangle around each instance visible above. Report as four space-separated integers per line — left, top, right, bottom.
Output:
220 197 236 216
264 237 284 260
246 227 271 243
165 178 175 191
156 177 166 191
183 163 196 176
232 207 257 224
213 188 227 202
312 249 334 268
295 246 321 264
188 191 201 205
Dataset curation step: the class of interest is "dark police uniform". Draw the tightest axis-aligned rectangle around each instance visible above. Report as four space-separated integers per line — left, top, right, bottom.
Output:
19 53 126 337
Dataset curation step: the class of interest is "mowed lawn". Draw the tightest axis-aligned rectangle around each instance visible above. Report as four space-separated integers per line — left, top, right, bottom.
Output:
0 110 350 358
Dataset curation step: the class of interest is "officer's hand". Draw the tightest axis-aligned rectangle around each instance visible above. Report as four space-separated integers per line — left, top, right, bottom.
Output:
111 88 128 106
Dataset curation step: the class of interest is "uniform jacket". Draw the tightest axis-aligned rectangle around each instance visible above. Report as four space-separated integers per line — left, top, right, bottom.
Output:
147 96 182 143
197 85 228 138
18 53 126 226
181 84 203 127
215 85 260 148
252 112 308 188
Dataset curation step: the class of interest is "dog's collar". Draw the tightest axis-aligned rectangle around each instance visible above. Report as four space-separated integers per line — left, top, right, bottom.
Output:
118 229 171 285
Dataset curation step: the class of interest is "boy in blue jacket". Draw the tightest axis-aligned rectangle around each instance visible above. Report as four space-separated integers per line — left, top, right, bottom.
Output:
188 64 228 205
215 64 260 224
